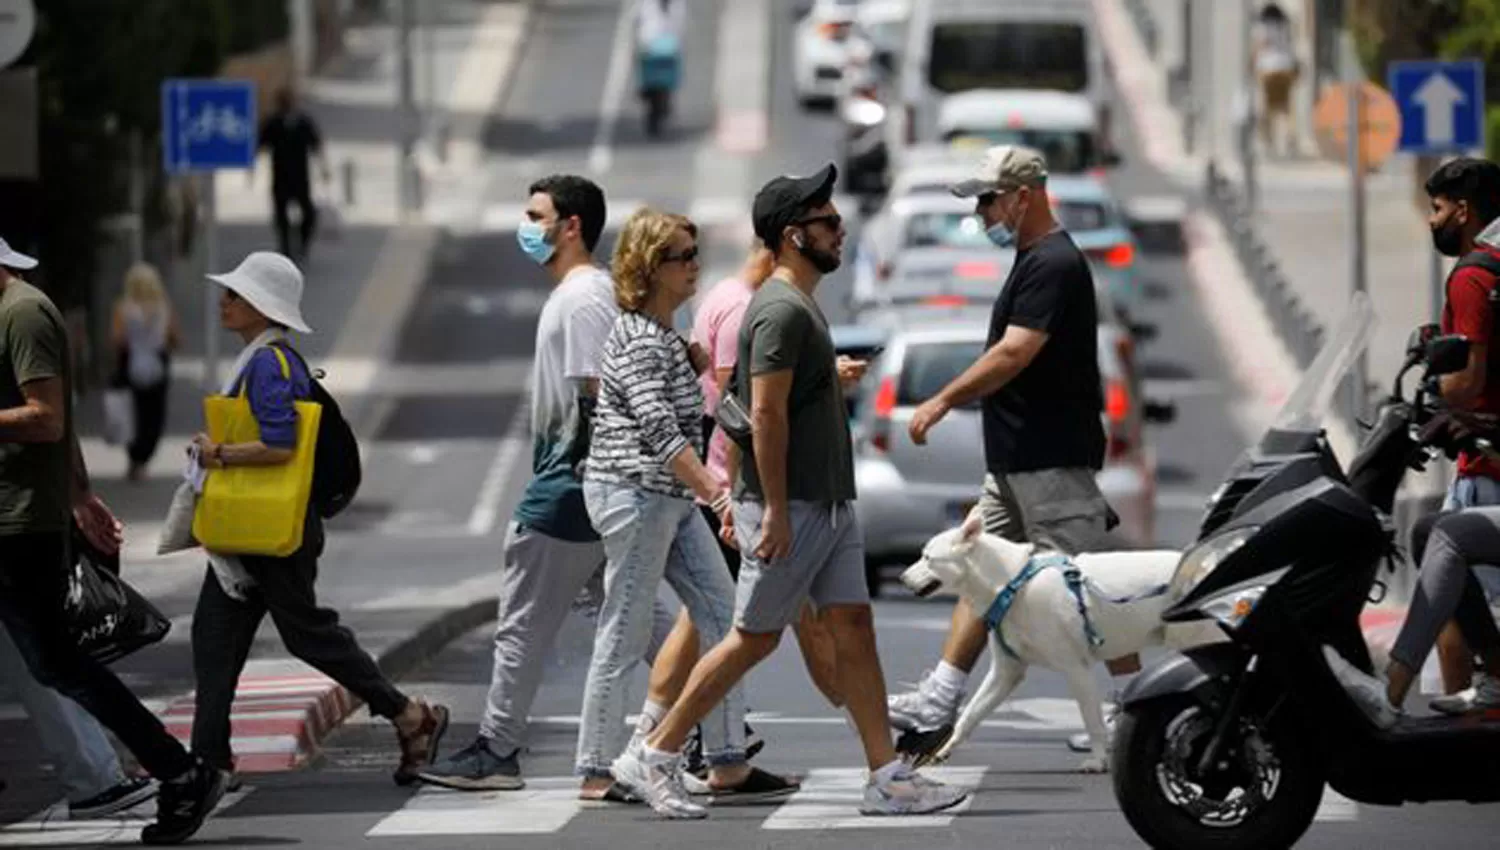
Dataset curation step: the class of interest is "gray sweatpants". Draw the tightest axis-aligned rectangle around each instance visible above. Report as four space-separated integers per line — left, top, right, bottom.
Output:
479 523 674 752
1391 508 1500 671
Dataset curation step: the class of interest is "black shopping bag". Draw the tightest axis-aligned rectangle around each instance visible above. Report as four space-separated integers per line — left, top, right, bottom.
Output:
65 527 171 665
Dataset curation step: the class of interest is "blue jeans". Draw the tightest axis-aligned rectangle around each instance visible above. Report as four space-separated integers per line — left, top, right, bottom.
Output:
1445 476 1500 600
577 479 746 778
0 624 124 802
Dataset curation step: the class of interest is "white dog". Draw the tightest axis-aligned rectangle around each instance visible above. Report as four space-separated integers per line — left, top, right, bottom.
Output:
898 520 1195 773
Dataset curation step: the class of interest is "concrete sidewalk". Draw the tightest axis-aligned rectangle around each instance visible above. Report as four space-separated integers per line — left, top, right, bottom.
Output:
0 0 531 826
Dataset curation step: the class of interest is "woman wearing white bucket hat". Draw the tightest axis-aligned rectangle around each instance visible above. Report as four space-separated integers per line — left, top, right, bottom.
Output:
189 251 450 787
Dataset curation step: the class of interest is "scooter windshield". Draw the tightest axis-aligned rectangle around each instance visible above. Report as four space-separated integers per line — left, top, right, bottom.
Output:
1266 291 1376 435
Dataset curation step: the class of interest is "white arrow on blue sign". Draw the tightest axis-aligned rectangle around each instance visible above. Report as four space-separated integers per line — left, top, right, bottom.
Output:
1388 59 1485 154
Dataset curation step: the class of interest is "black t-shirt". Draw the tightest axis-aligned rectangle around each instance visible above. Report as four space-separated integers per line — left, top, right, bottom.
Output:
982 230 1106 475
259 110 322 192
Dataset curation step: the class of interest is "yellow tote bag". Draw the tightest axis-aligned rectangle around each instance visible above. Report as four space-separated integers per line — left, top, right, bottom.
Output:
192 347 322 557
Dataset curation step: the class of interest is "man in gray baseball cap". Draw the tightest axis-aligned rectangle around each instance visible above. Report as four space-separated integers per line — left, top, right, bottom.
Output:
893 144 1129 765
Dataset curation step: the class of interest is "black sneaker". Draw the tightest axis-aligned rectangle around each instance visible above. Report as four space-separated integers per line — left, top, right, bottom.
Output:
417 737 524 791
69 776 158 820
701 767 801 806
140 760 227 846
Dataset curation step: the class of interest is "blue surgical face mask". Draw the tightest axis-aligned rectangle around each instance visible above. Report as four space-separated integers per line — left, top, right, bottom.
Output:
985 220 1017 248
517 219 556 265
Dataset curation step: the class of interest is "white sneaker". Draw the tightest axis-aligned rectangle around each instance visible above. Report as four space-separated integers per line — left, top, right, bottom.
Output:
1322 646 1400 729
611 744 707 820
861 764 970 816
887 671 961 732
1067 709 1119 754
1430 673 1500 715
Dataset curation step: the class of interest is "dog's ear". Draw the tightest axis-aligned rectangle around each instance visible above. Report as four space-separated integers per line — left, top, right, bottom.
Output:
960 507 984 543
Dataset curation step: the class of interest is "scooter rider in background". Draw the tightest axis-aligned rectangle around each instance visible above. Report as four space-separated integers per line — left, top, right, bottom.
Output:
635 0 685 138
1417 157 1500 708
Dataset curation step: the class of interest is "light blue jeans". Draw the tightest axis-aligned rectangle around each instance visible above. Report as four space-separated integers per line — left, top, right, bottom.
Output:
0 623 125 802
1445 476 1500 600
577 479 746 778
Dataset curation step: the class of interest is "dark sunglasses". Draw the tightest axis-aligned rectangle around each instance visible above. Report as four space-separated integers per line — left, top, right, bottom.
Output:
796 213 843 231
661 246 701 264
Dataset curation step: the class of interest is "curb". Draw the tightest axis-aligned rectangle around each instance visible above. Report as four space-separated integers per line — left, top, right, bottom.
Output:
159 596 498 774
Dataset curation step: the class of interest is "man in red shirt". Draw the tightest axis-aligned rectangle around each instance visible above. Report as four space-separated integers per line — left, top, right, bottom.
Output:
1425 157 1500 707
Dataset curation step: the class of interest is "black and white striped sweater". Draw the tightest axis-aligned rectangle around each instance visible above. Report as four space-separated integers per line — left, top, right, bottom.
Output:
585 311 704 498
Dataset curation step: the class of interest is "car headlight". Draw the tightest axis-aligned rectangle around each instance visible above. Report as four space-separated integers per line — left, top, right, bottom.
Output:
1169 526 1258 598
1196 568 1288 631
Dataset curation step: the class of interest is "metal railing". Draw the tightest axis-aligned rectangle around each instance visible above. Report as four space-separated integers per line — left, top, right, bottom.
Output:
1205 161 1325 370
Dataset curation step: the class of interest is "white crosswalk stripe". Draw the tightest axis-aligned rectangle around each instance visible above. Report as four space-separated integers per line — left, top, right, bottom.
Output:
761 766 985 831
0 789 254 847
367 778 582 837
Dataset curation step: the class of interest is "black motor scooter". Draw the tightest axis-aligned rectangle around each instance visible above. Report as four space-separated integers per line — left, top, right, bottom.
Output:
1112 294 1500 850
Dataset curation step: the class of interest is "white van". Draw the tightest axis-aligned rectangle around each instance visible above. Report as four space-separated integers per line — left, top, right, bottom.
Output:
888 0 1108 157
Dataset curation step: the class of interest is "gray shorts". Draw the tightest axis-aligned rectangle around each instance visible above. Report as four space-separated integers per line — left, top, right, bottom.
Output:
732 500 869 633
979 468 1115 555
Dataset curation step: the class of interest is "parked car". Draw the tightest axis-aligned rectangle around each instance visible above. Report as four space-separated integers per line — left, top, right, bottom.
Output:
852 174 1144 322
836 302 1163 594
888 0 1110 167
792 0 864 107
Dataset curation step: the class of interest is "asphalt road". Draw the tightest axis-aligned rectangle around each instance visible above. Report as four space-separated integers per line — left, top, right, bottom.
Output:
8 0 1499 846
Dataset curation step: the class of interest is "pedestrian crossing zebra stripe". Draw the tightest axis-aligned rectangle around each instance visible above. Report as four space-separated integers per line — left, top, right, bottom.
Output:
0 789 254 848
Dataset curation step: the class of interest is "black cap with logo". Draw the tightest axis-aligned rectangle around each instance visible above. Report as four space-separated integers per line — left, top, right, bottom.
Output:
752 163 838 249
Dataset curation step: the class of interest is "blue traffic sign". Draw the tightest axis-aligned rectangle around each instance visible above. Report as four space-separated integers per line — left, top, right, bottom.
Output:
161 79 257 173
1388 59 1485 154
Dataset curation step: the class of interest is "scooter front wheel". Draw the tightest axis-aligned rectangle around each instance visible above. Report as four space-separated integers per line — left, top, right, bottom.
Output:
1113 695 1325 850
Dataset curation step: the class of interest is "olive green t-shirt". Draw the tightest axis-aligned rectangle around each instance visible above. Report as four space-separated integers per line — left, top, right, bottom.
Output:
0 280 73 536
733 277 856 502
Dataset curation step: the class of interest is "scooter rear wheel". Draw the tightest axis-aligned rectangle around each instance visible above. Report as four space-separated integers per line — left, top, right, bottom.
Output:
1113 695 1325 850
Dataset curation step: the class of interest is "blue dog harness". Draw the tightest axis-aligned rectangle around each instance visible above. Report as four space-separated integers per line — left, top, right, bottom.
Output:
981 552 1169 660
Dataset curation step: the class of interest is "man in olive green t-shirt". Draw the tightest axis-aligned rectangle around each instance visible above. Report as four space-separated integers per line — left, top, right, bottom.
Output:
0 239 226 843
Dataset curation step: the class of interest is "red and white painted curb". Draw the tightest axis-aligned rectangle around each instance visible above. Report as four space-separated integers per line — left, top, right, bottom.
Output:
158 674 357 773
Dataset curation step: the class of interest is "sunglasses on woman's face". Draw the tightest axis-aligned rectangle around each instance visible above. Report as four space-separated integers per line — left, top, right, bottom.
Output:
662 246 700 264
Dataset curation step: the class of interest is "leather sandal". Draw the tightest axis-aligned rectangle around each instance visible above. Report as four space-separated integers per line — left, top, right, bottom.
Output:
393 699 450 787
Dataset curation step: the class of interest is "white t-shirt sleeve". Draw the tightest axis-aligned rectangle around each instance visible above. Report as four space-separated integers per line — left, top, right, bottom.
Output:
563 278 619 380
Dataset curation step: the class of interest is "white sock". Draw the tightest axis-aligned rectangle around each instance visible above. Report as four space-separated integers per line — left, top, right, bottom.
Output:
930 660 968 705
872 760 907 785
641 744 677 766
636 701 668 735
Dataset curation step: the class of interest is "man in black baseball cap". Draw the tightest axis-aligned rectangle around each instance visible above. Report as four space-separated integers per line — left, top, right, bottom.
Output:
613 166 971 818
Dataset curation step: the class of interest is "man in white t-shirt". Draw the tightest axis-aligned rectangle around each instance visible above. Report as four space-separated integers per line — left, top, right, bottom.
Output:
419 175 675 792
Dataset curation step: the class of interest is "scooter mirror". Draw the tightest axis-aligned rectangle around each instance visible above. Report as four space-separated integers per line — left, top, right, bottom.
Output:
1406 323 1441 358
1425 334 1472 377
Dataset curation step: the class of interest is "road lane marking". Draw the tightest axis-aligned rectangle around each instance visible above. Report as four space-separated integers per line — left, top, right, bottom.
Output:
467 417 530 537
761 766 984 830
366 778 581 837
0 789 253 847
1314 789 1359 822
588 0 638 174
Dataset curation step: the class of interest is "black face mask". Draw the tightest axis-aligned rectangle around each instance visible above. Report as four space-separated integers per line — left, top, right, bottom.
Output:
1432 211 1466 257
795 231 841 274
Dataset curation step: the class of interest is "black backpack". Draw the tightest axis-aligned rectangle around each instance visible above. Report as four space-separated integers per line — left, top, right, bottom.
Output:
275 343 363 519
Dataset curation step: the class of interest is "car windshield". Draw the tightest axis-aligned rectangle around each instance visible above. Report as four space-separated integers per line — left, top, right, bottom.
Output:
1267 291 1376 434
898 341 986 408
943 129 1097 173
903 203 1113 249
885 259 1008 304
928 21 1088 94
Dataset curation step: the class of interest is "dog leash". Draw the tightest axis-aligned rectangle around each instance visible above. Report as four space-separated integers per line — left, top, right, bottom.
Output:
981 552 1171 659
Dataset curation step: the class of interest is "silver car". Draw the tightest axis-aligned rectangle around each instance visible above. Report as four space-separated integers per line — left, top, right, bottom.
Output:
835 303 1163 594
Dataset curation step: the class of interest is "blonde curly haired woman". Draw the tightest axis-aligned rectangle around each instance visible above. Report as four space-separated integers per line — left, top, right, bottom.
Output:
575 209 798 814
109 262 181 481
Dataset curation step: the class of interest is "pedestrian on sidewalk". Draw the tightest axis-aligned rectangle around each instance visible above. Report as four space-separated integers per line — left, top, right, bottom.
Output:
188 251 449 787
1421 157 1500 708
612 164 970 818
0 626 157 818
258 88 330 262
0 237 225 845
109 262 181 482
420 176 676 793
1251 3 1301 158
573 209 799 809
901 146 1120 758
